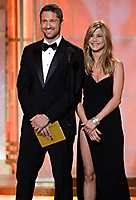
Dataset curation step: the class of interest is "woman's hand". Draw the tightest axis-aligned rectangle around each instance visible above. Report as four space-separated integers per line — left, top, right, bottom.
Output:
88 128 101 142
82 119 102 142
82 119 96 133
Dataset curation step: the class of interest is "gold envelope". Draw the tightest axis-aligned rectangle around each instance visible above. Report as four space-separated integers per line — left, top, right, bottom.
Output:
34 121 66 147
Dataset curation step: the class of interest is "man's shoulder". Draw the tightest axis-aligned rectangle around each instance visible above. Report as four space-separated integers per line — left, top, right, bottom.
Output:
24 39 43 49
62 37 83 51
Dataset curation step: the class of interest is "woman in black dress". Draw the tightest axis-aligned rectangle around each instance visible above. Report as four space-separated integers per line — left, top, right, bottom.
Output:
77 21 130 200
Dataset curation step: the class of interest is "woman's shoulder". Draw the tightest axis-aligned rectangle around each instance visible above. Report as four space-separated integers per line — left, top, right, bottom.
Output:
114 58 124 70
113 58 124 76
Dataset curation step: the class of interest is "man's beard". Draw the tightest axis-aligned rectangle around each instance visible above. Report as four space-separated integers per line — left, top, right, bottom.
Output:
44 28 61 40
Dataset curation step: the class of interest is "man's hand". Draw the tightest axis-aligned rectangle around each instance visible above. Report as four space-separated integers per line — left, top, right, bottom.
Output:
37 126 52 138
30 114 50 133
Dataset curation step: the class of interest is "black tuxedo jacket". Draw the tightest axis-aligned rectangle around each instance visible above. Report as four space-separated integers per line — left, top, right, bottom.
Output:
17 37 84 136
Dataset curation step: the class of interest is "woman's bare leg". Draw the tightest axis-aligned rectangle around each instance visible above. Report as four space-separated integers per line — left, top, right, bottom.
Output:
80 130 96 200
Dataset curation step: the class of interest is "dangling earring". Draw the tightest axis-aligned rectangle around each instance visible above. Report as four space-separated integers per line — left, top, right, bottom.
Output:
87 45 90 52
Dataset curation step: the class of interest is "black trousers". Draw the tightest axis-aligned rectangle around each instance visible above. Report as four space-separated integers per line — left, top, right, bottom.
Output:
15 127 75 200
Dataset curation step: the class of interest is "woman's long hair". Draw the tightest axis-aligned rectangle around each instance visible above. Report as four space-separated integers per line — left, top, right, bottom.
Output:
83 21 117 75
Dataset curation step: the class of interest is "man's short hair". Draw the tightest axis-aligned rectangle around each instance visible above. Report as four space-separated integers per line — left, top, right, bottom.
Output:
40 4 63 23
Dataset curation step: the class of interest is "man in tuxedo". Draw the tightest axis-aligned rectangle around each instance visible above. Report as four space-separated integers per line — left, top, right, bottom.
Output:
16 4 84 200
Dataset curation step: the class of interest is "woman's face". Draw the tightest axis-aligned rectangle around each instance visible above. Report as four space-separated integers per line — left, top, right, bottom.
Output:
88 28 105 52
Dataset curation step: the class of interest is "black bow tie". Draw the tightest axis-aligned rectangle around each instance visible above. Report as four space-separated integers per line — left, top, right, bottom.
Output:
41 42 57 51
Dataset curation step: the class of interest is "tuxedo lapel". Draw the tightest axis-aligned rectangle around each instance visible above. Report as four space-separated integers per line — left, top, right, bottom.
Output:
33 38 69 88
33 41 45 88
44 38 67 86
44 49 65 85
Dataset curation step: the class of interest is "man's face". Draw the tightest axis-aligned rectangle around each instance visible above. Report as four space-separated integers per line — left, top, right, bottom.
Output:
40 11 62 43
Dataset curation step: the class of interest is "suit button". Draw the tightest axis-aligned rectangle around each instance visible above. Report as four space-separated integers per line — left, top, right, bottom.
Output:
42 92 45 95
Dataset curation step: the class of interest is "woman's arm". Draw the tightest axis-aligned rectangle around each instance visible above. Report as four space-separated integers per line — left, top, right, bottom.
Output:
96 60 124 121
77 96 101 142
84 60 124 132
77 101 88 123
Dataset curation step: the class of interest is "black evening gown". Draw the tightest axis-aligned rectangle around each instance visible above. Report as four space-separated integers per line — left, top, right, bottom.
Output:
77 74 130 200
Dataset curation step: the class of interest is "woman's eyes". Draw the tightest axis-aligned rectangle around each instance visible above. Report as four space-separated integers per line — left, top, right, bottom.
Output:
91 34 103 38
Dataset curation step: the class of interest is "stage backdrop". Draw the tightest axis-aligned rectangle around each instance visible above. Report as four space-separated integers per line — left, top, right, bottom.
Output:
0 9 6 160
5 0 136 179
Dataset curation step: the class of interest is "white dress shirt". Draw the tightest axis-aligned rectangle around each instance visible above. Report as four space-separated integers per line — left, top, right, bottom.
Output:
42 35 62 82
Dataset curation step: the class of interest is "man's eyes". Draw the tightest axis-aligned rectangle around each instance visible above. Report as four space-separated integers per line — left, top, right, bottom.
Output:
40 19 57 23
